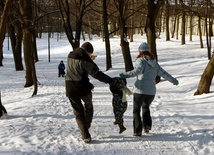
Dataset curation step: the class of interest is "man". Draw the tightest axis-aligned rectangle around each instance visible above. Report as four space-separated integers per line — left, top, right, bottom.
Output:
65 42 116 143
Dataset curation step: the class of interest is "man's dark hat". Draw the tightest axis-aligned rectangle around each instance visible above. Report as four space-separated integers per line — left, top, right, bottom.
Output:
81 42 94 53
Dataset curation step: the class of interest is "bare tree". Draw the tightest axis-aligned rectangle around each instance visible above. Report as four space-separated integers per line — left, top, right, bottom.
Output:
114 0 133 72
204 0 212 60
170 0 178 39
19 0 38 96
189 0 193 42
145 0 164 83
0 0 12 66
145 0 164 60
194 0 214 95
55 0 95 49
198 15 204 48
179 0 186 45
102 0 112 71
194 54 214 95
8 1 24 71
165 0 170 41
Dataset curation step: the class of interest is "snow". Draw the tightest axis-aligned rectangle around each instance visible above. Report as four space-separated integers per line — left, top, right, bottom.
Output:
0 33 214 155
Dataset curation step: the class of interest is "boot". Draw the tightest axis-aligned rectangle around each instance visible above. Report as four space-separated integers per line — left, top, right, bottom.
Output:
119 124 126 134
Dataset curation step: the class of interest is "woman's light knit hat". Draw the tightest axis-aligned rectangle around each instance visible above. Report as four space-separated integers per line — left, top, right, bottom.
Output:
138 42 150 52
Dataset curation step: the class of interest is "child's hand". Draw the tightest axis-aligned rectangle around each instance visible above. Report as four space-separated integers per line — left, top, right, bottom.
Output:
119 73 126 79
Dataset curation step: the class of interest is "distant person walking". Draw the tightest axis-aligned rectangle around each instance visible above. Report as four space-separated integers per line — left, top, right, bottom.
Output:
119 42 179 137
65 42 118 143
58 60 65 77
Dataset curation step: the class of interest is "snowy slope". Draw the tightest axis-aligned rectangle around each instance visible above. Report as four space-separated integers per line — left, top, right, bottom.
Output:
0 34 213 155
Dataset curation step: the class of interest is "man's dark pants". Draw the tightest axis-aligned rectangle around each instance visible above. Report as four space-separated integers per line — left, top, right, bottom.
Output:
69 93 93 139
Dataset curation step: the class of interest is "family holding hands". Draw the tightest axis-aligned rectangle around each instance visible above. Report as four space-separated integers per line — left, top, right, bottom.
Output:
65 41 178 143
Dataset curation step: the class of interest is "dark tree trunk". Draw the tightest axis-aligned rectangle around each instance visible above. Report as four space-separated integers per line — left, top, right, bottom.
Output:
145 0 164 60
32 30 39 62
171 16 177 38
118 0 133 72
0 0 13 66
102 0 112 71
145 0 164 83
165 0 170 41
194 54 214 95
8 22 24 71
198 16 203 48
19 0 38 96
180 0 186 45
56 0 95 49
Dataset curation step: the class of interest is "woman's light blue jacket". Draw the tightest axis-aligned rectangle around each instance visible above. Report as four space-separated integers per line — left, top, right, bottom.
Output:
124 57 178 95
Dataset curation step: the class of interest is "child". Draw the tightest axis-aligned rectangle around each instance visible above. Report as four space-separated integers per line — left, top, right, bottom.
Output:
58 60 65 77
110 77 132 134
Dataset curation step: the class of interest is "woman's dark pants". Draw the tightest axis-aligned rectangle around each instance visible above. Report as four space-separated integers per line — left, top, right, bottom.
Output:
133 93 155 134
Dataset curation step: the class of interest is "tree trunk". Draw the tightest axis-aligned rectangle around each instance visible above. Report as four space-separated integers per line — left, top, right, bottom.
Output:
165 0 170 41
145 0 164 83
189 0 193 42
205 15 211 60
171 16 177 38
129 0 134 42
171 0 178 38
145 0 164 60
23 30 34 87
8 22 24 71
102 0 112 71
176 15 179 40
198 16 203 48
19 0 38 96
81 31 85 41
0 0 12 66
189 13 193 41
118 0 133 72
32 30 39 62
194 54 214 95
85 14 93 40
180 0 186 45
57 0 75 48
56 0 94 49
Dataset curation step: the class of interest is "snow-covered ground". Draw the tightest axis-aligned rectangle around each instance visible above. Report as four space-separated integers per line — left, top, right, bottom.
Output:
0 33 213 155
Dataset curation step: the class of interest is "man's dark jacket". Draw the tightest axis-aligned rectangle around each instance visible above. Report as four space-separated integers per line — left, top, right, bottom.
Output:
65 48 112 97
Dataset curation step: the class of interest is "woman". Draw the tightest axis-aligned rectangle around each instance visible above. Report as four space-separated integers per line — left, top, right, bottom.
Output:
119 42 178 137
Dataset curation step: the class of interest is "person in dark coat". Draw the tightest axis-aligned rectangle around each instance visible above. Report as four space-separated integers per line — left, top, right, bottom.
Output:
58 60 65 77
65 42 117 143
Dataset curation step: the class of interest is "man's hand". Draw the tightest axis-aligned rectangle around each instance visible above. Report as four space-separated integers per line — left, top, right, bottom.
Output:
90 55 97 60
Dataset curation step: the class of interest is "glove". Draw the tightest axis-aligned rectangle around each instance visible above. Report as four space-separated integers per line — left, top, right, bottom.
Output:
119 73 127 79
173 78 179 86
